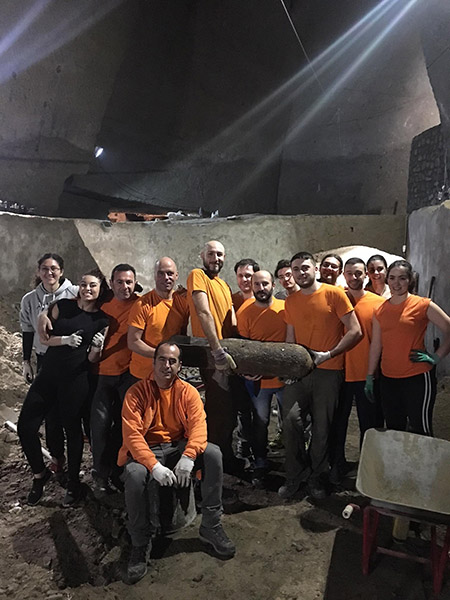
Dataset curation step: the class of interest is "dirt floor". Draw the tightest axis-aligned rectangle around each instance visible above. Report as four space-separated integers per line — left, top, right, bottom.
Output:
1 295 450 600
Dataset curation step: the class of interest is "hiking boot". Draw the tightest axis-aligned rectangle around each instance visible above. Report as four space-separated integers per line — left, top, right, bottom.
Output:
278 478 301 500
199 524 236 559
62 481 83 507
27 469 52 506
127 544 150 584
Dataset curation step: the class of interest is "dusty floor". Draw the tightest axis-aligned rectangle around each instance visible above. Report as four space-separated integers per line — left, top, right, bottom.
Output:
1 296 450 600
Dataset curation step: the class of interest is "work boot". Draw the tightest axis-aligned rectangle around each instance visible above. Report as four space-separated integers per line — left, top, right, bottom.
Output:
62 481 83 507
199 524 236 559
278 478 301 500
27 468 52 506
127 543 151 584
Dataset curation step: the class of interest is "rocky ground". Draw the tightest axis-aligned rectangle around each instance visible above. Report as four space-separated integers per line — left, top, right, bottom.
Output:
1 296 450 600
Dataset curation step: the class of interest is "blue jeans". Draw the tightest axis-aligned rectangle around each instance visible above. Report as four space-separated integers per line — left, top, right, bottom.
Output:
251 387 284 468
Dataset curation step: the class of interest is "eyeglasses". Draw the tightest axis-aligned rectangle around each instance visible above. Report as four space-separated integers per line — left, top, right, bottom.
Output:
278 273 293 280
40 266 61 273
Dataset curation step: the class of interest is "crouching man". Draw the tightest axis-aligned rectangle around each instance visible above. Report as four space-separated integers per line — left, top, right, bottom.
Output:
118 341 235 584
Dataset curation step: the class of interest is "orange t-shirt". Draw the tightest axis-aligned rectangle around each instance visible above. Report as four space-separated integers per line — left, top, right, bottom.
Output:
237 297 286 388
375 294 431 378
284 284 353 370
344 291 385 382
97 295 139 376
187 269 233 339
232 291 247 312
128 289 189 379
145 387 185 445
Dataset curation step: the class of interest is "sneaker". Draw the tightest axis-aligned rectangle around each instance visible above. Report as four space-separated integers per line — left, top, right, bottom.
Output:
278 478 301 500
27 469 52 506
269 431 284 450
199 524 236 559
62 481 82 507
308 478 327 500
251 467 266 489
127 544 150 584
91 474 113 497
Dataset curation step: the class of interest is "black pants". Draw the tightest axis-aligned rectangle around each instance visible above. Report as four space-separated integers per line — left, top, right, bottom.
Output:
380 369 436 436
330 379 384 465
200 368 239 470
36 353 65 462
18 369 97 483
90 370 134 479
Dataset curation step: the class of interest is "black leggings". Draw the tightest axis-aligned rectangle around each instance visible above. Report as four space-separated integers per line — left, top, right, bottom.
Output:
18 369 97 483
380 368 436 436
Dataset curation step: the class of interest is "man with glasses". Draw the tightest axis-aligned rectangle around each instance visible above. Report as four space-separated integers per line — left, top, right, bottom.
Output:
274 259 300 300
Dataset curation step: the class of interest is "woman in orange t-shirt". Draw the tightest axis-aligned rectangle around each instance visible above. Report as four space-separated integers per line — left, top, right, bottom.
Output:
366 260 450 435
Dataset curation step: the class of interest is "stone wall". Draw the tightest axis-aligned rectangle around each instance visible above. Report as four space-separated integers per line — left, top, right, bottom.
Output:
408 200 450 376
407 125 446 213
1 212 405 297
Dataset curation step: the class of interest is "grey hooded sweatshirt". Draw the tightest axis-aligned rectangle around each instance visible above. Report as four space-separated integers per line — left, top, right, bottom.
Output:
20 279 79 355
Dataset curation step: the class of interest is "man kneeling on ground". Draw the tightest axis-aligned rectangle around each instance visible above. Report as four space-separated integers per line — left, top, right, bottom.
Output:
118 341 235 584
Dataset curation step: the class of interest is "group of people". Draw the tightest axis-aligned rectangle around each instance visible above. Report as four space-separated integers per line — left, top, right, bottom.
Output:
16 243 450 584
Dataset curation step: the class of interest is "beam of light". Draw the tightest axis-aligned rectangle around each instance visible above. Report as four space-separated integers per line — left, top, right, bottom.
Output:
0 1 51 57
226 0 422 209
175 0 404 170
0 0 124 86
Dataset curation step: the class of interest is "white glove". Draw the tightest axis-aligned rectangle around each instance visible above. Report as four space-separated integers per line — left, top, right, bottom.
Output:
310 350 332 366
23 361 34 384
61 330 83 348
173 455 195 487
90 331 105 351
151 462 177 487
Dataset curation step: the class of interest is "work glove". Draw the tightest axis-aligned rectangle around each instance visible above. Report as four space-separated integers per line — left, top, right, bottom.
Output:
211 347 237 373
61 330 83 348
22 361 34 384
173 455 195 487
364 375 375 404
151 462 177 487
409 349 440 365
90 331 105 351
310 350 332 366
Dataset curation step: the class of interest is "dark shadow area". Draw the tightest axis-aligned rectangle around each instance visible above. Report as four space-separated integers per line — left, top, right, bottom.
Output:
48 511 92 587
324 519 450 600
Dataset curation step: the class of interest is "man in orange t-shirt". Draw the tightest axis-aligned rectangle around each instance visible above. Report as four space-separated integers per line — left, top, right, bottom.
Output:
330 258 385 483
279 252 362 500
187 240 243 473
231 258 260 312
90 264 140 491
119 342 235 584
127 257 189 381
237 270 286 486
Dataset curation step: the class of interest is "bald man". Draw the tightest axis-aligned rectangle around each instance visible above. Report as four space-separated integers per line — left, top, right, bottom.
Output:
187 241 243 473
127 257 189 382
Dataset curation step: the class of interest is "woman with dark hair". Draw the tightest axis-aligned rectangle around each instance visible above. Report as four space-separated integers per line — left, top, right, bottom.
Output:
366 260 450 436
318 253 343 286
365 254 391 299
18 269 109 507
19 253 78 474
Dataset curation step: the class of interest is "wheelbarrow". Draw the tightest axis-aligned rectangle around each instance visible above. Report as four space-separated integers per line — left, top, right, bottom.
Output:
344 428 450 596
